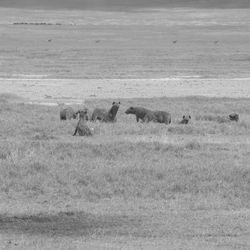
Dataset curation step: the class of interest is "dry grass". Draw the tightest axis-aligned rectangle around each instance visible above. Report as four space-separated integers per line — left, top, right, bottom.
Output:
1 6 250 249
0 94 250 249
0 94 249 207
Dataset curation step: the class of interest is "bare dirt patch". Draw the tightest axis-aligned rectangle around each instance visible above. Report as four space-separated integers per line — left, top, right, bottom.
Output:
1 78 250 105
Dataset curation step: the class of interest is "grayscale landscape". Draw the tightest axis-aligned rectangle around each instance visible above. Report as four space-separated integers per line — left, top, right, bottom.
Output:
0 0 250 249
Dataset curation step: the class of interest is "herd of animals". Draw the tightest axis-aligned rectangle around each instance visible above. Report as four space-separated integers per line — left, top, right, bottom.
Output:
60 101 240 136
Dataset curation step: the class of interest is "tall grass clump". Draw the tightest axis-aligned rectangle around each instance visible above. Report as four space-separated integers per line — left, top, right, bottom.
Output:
195 114 230 123
0 139 249 208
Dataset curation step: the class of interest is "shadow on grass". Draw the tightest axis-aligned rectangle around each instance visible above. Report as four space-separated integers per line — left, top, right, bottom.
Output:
0 211 142 237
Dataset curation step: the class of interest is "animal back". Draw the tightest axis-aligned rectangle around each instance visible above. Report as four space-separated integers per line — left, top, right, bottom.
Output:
91 108 107 121
78 123 93 136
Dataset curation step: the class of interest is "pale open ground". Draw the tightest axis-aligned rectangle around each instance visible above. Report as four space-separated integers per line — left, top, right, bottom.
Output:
1 78 250 105
0 7 250 250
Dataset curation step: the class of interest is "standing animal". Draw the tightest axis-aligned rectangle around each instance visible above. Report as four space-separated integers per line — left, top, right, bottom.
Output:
91 102 120 122
229 113 239 122
73 110 93 136
143 111 171 124
125 107 151 122
179 115 191 124
60 107 77 120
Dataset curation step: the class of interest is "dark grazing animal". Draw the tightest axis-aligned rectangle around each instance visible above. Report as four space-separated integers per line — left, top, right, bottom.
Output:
91 102 120 122
73 110 93 136
125 107 151 122
143 111 171 124
179 115 191 124
60 107 77 120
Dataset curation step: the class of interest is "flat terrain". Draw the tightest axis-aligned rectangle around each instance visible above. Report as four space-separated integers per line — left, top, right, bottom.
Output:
0 7 250 104
2 78 250 105
0 94 250 249
0 6 250 250
0 8 250 79
1 0 250 10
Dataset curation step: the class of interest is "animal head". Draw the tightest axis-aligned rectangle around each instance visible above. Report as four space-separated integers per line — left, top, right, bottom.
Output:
76 108 89 120
180 115 191 124
108 102 120 120
229 113 239 122
125 107 135 114
112 101 120 106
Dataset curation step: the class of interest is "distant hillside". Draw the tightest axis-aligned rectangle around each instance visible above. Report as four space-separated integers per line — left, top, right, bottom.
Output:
0 0 250 10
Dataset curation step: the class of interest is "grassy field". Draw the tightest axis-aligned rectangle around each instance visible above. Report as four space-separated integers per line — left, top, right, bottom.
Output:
0 8 250 79
0 94 249 249
0 5 250 249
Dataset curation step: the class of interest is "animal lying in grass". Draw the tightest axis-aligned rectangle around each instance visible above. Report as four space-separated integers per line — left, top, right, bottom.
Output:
91 101 120 122
179 115 191 124
125 106 171 124
125 107 151 122
196 113 240 123
229 113 239 122
143 111 171 124
73 109 93 136
60 107 77 120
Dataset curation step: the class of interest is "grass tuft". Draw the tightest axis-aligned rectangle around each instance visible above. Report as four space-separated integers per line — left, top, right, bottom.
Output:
195 114 230 123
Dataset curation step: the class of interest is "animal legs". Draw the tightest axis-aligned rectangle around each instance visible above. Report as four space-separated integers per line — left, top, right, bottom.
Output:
73 128 78 136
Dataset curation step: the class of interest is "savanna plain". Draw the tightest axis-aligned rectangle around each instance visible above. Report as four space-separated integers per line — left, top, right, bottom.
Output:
0 5 250 250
